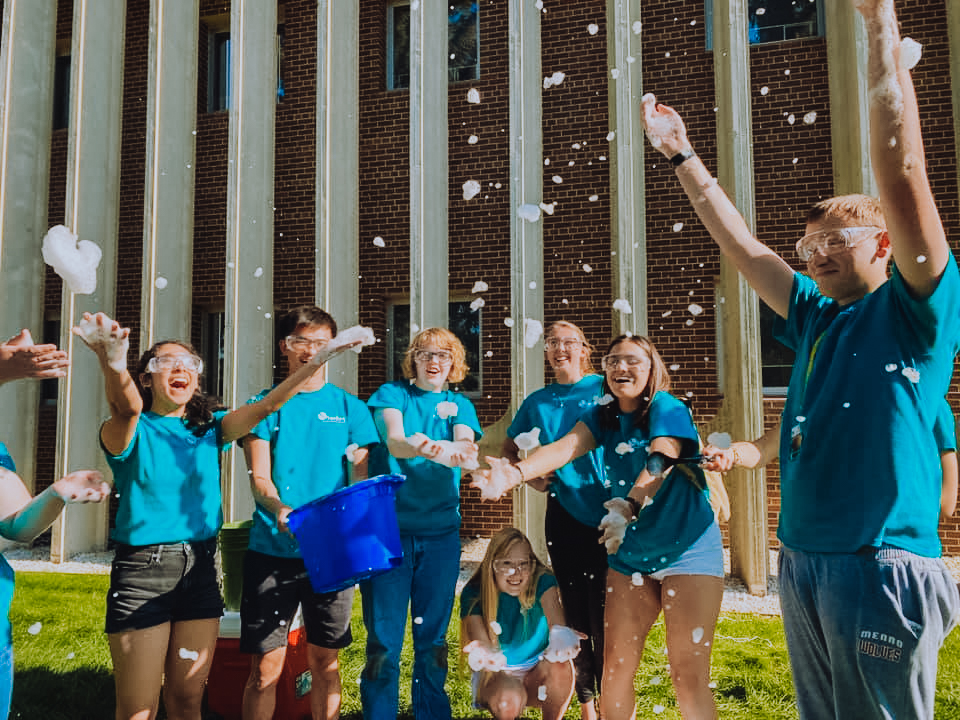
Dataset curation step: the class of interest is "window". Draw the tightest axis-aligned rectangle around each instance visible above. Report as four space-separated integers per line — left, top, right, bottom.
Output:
705 0 823 49
387 301 481 395
52 54 70 130
759 300 794 394
206 24 286 112
41 315 61 405
386 1 480 91
201 310 225 398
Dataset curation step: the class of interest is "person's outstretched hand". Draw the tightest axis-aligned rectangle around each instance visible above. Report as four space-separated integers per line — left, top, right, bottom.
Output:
463 640 507 672
51 470 110 504
701 445 736 473
543 625 585 663
72 312 130 372
640 93 692 158
598 498 633 554
470 457 522 501
0 329 69 384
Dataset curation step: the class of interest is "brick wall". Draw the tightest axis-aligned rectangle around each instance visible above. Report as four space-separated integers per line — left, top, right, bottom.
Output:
26 0 960 552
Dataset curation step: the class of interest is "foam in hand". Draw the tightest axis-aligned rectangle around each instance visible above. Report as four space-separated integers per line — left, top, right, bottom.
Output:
328 325 376 354
514 427 541 452
543 625 582 663
42 225 102 295
74 315 129 372
471 456 516 500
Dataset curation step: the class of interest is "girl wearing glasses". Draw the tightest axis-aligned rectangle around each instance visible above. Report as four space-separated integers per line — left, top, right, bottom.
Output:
74 311 358 720
501 321 607 720
460 527 582 720
361 327 482 720
472 334 723 719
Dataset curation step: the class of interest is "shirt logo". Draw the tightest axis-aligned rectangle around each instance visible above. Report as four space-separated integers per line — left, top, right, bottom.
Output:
317 412 347 423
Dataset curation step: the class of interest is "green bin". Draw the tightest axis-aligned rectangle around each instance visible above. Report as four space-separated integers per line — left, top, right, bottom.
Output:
218 520 253 611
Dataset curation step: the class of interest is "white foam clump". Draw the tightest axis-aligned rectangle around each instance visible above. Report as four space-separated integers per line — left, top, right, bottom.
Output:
515 427 541 451
706 432 732 449
760 86 769 96
543 71 566 89
606 130 616 142
673 222 684 232
632 20 642 34
653 705 666 715
787 114 796 125
900 37 922 70
74 315 129 372
466 88 481 104
470 297 485 311
631 572 644 586
42 225 102 295
413 616 424 625
552 175 563 184
539 202 555 215
615 442 634 456
803 111 817 125
472 280 488 293
490 620 502 635
436 401 459 420
589 194 599 202
885 363 898 372
538 685 548 701
517 204 542 223
179 647 200 661
329 325 376 354
155 276 168 289
613 298 632 314
596 393 614 406
254 266 264 278
692 626 705 644
373 236 386 247
504 317 515 328
669 363 680 371
610 68 620 80
524 318 544 348
902 367 920 383
344 443 360 463
583 264 593 273
467 135 479 145
688 303 703 316
462 180 481 200
587 23 599 35
27 622 42 635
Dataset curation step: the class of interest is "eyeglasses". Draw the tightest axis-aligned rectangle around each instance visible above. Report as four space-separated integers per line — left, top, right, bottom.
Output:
492 558 534 575
286 335 329 351
795 226 882 262
545 337 582 351
414 350 453 364
147 354 203 373
601 354 650 371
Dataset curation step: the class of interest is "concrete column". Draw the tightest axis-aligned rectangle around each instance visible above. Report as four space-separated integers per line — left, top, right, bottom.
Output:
824 2 876 197
712 0 767 595
508 0 547 561
409 0 448 335
222 0 277 522
50 0 126 560
315 0 360 393
140 0 199 348
606 0 646 337
0 0 57 486
948 0 960 203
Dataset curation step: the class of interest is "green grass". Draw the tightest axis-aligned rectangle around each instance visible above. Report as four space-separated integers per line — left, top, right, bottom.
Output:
8 572 960 718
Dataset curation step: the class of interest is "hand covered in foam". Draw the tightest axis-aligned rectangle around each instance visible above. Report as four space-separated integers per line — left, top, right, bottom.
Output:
51 470 110 504
327 325 376 355
470 456 522 501
463 641 507 673
599 498 633 554
640 93 691 158
543 625 584 663
407 434 479 470
42 225 102 295
72 312 130 372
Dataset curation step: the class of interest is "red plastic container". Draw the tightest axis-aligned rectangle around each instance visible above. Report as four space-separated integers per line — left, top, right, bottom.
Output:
205 622 312 719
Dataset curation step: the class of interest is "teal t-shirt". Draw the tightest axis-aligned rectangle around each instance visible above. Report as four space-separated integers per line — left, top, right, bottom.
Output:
246 384 380 558
367 380 483 535
460 572 558 668
104 411 228 545
581 391 715 576
507 375 609 527
775 257 960 556
0 445 14 648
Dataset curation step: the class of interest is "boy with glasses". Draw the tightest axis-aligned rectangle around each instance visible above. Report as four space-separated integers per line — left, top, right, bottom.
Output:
239 306 379 720
642 0 959 716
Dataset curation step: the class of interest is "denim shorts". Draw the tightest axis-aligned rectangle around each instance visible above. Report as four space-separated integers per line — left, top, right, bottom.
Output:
239 550 353 654
105 539 223 634
647 522 724 581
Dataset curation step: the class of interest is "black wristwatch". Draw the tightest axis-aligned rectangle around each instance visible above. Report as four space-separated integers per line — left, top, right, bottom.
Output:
624 495 642 520
670 148 696 167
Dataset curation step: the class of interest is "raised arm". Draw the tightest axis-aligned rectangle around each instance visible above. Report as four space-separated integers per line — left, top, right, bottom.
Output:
0 468 109 544
72 312 140 456
856 0 948 297
641 94 796 318
702 423 781 472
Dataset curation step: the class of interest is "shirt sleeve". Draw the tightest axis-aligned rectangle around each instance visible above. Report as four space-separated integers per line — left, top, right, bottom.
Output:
0 443 15 473
347 394 381 448
506 395 535 439
453 394 484 439
648 392 700 452
775 272 830 352
935 401 957 454
368 381 406 412
246 389 274 442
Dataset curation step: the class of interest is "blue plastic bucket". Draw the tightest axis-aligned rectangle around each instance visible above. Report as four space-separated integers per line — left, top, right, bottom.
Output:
286 474 406 594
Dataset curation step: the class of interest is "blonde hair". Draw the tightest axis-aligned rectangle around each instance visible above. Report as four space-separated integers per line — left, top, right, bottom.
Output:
401 327 469 383
463 527 549 647
546 320 596 375
806 194 886 230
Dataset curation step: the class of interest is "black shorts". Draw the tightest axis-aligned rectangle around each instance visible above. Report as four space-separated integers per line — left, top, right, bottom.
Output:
239 550 354 654
105 539 223 634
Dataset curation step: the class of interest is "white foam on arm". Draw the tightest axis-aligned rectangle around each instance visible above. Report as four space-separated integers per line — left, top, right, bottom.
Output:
329 325 376 354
